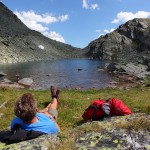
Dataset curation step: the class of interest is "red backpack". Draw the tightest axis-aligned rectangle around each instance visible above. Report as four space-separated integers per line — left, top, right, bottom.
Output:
107 98 132 116
82 98 132 122
82 99 106 122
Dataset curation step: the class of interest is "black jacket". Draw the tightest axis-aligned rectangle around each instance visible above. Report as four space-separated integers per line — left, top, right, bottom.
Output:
0 124 45 144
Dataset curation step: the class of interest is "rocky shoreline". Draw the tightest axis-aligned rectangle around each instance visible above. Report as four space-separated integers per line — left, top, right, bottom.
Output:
105 62 150 89
0 72 34 89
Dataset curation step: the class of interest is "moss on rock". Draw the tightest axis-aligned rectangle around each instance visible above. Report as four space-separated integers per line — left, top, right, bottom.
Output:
75 113 150 150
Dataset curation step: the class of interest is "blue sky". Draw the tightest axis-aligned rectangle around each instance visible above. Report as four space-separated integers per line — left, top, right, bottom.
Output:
1 0 150 48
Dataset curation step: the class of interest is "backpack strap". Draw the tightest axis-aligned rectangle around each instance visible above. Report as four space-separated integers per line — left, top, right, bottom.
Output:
89 104 99 121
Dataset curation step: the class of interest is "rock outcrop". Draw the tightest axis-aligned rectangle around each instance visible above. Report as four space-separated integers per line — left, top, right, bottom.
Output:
75 113 150 150
85 18 150 66
106 62 150 80
0 134 59 150
0 2 87 64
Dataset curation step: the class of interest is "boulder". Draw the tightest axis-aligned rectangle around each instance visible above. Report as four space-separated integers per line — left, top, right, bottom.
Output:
121 63 150 79
0 134 59 150
106 62 123 72
76 129 150 149
0 72 7 77
18 78 33 86
106 62 150 80
142 56 150 71
1 78 12 84
75 113 150 150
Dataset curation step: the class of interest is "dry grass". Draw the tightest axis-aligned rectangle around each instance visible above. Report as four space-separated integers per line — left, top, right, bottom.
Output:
115 117 150 131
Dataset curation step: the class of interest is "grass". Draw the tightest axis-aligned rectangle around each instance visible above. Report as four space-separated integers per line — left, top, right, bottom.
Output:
115 116 150 131
0 86 150 149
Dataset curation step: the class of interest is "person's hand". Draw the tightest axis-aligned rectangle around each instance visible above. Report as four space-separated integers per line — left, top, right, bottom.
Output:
43 112 56 121
38 108 56 121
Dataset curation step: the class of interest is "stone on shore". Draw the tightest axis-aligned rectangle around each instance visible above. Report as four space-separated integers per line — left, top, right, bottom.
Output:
18 78 33 86
0 72 7 77
0 83 24 89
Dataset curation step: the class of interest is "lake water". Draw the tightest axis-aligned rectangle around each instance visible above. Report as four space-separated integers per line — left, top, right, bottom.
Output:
0 59 113 90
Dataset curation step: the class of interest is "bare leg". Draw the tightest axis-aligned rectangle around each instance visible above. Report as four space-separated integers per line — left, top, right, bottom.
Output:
38 98 58 113
38 86 61 131
46 98 58 109
38 85 59 111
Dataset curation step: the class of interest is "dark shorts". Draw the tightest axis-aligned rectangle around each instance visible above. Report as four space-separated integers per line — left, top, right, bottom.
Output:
48 108 58 120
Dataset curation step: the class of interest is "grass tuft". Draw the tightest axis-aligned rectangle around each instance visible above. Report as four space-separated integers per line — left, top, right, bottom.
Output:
115 117 150 131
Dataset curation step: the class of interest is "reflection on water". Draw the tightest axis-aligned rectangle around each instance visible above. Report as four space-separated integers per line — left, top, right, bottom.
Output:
0 59 113 90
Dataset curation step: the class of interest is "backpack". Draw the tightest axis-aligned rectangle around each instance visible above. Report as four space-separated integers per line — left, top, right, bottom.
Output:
82 99 106 122
107 98 132 116
82 98 132 122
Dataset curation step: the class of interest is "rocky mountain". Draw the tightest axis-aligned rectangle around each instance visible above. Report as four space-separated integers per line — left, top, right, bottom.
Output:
85 18 150 65
1 1 150 66
0 2 87 64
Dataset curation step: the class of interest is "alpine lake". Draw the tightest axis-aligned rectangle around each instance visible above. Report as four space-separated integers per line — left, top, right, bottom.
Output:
0 59 113 90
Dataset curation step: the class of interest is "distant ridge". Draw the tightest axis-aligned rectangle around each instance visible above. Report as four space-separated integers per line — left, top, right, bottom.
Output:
0 2 88 64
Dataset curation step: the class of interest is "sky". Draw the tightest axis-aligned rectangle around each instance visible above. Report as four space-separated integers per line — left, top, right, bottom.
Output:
1 0 150 48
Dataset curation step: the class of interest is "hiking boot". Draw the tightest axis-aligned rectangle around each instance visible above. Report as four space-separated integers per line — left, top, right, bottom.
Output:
50 86 57 99
56 89 60 100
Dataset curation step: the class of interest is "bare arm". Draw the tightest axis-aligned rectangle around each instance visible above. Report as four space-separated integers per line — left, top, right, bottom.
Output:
55 122 61 132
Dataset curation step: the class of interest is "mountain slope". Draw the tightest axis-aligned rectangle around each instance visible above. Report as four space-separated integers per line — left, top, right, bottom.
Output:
0 2 87 64
85 18 150 63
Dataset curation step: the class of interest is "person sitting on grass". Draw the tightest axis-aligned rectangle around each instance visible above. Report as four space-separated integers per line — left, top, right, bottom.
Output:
10 86 60 134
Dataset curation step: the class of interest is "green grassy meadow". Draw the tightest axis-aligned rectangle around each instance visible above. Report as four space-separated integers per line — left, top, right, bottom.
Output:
0 87 150 149
0 86 150 131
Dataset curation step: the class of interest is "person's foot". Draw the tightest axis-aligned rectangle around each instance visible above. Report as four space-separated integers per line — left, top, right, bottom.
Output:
50 86 57 99
50 86 60 101
56 89 60 100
